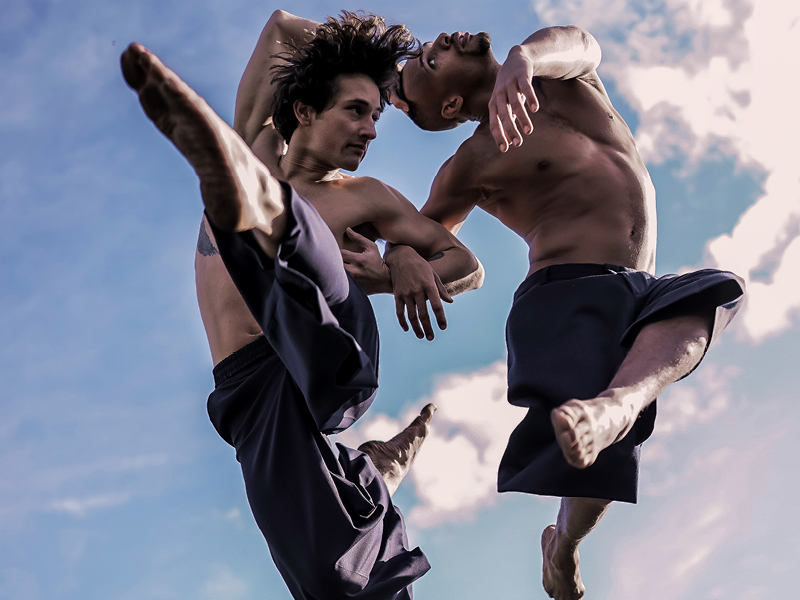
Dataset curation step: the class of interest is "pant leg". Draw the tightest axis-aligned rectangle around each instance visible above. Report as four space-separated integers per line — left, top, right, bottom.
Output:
208 346 429 600
208 183 379 434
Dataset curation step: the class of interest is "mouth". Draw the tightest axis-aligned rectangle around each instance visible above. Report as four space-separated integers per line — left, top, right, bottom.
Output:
348 144 367 156
453 32 471 51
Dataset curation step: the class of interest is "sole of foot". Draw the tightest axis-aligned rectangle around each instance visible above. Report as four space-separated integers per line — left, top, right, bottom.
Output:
120 43 279 234
358 403 436 496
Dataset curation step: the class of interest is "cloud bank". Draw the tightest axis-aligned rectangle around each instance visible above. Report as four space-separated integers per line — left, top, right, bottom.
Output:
336 362 526 528
533 0 800 342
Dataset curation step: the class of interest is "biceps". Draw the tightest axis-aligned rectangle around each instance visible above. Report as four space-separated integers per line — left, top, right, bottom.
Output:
381 213 462 258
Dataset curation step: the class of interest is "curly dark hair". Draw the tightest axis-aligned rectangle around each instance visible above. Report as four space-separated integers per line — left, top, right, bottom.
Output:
271 11 419 142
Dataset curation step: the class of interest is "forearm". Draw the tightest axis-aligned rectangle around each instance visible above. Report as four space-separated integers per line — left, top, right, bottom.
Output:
386 244 483 296
234 10 320 144
514 26 600 80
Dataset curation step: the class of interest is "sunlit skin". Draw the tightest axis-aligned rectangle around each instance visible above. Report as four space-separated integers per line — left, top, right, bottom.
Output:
120 12 482 493
393 26 715 599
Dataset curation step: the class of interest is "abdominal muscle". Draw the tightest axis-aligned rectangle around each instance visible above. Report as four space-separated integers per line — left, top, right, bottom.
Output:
479 153 657 278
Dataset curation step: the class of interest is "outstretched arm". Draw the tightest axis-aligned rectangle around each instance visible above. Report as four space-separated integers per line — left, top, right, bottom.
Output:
234 10 320 167
490 26 601 151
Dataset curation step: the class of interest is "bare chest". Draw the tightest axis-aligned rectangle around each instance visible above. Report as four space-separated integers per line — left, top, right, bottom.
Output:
290 182 379 250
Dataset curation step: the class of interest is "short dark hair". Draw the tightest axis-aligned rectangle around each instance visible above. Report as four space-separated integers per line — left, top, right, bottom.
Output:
271 11 418 142
395 65 466 132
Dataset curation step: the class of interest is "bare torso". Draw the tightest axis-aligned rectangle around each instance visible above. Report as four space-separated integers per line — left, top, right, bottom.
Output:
196 175 390 364
427 74 657 278
196 169 474 363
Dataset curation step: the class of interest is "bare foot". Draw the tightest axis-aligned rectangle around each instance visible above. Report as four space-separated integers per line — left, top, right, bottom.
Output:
358 404 436 496
120 43 284 242
551 391 640 469
541 525 585 600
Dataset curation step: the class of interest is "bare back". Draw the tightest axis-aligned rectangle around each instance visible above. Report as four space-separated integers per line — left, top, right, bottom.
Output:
426 72 657 277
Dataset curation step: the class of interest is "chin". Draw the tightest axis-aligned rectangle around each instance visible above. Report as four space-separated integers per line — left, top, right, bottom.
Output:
341 159 362 173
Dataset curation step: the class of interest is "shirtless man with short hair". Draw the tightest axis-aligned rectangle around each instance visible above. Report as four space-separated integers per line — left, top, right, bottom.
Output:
122 10 481 599
385 26 745 599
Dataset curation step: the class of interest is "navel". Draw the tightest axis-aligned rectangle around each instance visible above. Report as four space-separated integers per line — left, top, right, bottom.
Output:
537 160 551 171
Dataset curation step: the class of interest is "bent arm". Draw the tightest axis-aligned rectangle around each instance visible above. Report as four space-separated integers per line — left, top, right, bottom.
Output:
490 26 602 150
381 200 483 296
514 25 601 81
234 10 319 163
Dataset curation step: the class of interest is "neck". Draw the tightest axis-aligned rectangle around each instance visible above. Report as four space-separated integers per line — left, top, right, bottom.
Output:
280 143 341 185
464 60 501 124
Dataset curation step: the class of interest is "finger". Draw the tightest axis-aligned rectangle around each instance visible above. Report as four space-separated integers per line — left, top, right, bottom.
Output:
428 290 447 331
406 298 425 339
504 98 523 147
340 249 359 263
345 227 371 249
489 104 511 152
435 276 453 304
414 294 435 340
510 87 533 136
497 91 523 147
518 76 539 113
395 295 409 332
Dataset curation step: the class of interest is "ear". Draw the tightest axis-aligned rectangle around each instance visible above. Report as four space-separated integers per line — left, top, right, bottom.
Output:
293 100 314 127
441 96 463 120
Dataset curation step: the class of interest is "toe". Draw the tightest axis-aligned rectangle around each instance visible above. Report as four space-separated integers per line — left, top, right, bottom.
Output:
420 403 437 423
121 45 147 90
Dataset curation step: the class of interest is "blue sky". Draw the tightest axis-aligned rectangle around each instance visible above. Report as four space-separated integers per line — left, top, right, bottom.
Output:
2 0 799 598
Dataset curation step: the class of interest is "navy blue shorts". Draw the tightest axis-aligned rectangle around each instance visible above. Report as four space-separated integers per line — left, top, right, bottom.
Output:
206 185 430 599
499 263 745 503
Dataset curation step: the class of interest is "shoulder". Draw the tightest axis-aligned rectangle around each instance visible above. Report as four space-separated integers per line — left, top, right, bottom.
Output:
432 130 493 194
537 68 611 111
342 176 409 212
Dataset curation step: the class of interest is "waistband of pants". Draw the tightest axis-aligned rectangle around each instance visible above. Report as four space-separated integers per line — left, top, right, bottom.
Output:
212 336 273 387
518 263 632 295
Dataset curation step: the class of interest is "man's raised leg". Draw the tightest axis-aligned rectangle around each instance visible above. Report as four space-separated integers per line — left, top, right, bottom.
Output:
552 313 712 469
542 497 610 600
120 43 286 257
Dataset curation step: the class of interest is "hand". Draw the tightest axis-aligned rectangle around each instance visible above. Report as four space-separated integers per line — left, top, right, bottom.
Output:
341 228 392 295
384 245 453 341
489 45 539 152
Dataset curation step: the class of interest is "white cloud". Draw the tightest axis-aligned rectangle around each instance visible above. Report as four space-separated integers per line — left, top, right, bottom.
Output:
648 362 739 441
609 398 788 600
47 492 131 517
336 362 526 528
200 565 249 600
531 0 800 342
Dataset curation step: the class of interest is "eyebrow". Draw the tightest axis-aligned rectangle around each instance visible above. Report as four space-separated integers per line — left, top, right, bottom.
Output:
345 97 384 115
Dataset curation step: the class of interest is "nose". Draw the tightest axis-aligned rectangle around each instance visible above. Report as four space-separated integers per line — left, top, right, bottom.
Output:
435 32 451 48
361 118 377 141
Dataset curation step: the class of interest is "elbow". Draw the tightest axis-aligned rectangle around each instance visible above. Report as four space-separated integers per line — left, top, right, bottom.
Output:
444 257 485 296
269 9 291 25
579 28 602 69
471 258 485 290
265 10 293 39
